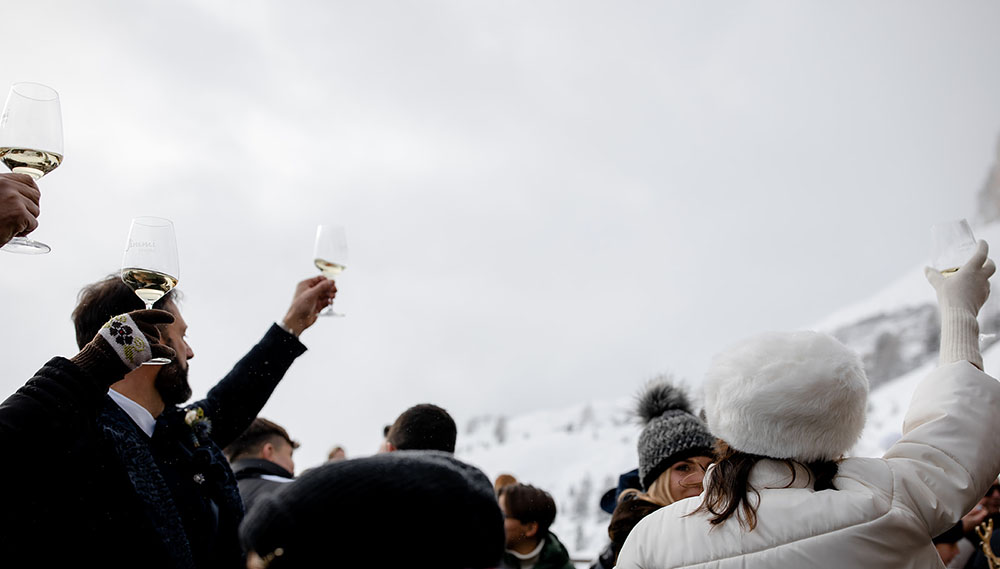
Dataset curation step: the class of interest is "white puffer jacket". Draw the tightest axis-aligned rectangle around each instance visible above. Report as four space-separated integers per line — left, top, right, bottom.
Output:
616 361 1000 569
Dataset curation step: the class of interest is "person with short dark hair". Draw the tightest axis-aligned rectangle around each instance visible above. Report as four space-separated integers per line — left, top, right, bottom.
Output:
383 403 457 453
225 418 301 515
498 483 575 569
0 272 336 569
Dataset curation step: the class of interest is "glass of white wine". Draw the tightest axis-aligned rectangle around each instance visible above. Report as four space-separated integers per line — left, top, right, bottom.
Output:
930 219 977 275
121 217 180 364
313 224 347 317
0 82 64 254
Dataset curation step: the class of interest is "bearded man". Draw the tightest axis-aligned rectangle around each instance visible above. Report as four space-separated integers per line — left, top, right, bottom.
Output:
0 273 335 569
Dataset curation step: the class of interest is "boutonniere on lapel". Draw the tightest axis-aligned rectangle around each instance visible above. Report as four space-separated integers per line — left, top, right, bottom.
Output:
183 406 213 448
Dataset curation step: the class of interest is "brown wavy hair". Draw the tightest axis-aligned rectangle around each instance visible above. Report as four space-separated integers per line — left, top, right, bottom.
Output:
694 440 840 531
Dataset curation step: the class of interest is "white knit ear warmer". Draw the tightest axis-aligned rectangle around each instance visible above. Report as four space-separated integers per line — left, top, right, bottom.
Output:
703 331 869 462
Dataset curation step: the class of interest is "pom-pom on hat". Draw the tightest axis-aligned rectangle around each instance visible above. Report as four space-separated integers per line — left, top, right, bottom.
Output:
240 450 504 569
703 331 869 462
636 380 716 491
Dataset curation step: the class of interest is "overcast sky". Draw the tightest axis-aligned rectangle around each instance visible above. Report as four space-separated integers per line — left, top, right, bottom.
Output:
2 1 1000 469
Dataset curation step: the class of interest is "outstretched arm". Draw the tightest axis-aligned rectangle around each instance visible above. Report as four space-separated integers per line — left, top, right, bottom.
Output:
202 277 333 447
886 240 1000 536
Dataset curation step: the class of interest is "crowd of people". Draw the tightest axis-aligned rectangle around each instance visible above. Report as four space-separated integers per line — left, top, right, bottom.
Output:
3 170 1000 568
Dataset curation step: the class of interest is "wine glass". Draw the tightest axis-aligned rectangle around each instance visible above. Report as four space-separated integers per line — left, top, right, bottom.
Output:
0 82 63 254
121 217 180 364
313 224 347 317
930 218 994 341
930 219 977 275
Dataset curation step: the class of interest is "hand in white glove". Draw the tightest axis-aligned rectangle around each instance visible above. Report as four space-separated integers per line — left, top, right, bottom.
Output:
925 240 996 369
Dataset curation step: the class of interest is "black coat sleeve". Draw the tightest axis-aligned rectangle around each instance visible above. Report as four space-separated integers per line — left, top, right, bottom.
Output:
196 324 307 449
0 357 109 449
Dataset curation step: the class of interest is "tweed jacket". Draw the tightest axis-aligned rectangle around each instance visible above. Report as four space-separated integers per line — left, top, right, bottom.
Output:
0 324 306 569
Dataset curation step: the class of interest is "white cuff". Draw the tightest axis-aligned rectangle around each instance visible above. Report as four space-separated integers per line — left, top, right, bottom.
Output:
940 307 983 370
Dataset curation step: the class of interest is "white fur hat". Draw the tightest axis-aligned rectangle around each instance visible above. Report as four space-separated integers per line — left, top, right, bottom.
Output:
703 331 869 462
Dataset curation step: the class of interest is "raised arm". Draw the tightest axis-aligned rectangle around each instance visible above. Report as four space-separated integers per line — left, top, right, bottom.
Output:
199 277 334 447
0 310 175 445
886 240 1000 536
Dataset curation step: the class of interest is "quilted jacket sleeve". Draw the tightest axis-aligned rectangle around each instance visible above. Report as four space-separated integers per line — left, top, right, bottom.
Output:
884 361 1000 538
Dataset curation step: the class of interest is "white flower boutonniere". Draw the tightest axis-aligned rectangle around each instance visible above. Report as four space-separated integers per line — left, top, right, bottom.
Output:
183 406 213 448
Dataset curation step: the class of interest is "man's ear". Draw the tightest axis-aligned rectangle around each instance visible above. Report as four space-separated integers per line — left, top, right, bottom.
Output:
260 442 275 460
525 521 540 539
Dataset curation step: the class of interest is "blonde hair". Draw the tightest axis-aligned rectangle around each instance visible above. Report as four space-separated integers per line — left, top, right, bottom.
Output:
618 471 677 507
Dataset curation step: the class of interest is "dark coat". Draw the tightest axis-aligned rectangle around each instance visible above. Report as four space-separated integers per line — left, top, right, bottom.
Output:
502 531 576 569
231 457 294 515
0 324 305 569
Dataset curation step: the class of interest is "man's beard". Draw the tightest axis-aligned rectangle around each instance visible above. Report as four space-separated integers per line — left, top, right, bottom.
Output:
154 360 192 406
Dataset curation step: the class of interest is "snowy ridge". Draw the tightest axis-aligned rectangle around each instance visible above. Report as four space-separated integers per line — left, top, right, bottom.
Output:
456 398 639 561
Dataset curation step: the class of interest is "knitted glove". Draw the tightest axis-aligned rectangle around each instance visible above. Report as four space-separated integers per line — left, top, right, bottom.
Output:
70 309 176 383
925 240 996 370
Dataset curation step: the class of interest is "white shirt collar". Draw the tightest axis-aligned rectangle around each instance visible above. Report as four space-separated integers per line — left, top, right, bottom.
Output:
108 388 156 438
506 538 545 567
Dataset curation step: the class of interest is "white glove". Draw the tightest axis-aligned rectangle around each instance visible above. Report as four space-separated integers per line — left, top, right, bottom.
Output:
925 240 996 369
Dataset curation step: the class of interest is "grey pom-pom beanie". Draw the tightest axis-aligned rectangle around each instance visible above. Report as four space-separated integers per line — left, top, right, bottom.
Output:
636 380 716 491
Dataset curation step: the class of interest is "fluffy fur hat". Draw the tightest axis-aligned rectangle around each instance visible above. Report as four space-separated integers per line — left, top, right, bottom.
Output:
636 381 716 491
703 331 869 462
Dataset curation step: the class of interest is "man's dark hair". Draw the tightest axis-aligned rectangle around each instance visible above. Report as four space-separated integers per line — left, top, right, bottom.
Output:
498 483 557 537
224 417 300 462
72 273 178 349
386 403 457 453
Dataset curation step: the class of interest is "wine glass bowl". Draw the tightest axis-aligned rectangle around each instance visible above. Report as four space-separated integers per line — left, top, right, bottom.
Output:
313 224 348 317
121 217 180 365
930 219 977 274
0 82 63 254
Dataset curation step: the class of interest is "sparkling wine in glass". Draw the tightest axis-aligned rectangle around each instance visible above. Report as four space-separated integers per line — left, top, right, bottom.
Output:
313 224 347 317
121 217 180 364
0 82 63 254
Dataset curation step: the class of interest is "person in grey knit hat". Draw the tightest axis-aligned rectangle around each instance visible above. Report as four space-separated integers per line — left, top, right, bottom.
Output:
598 379 715 567
634 379 717 496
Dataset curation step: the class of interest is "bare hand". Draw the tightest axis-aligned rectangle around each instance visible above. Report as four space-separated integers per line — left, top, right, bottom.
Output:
0 173 41 247
963 501 991 532
281 276 337 336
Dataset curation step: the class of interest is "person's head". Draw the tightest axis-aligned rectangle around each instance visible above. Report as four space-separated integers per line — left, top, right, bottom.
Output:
241 451 504 569
384 403 457 453
494 473 518 496
224 418 300 475
497 483 557 552
72 274 194 405
698 331 869 530
327 446 346 461
634 379 716 505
